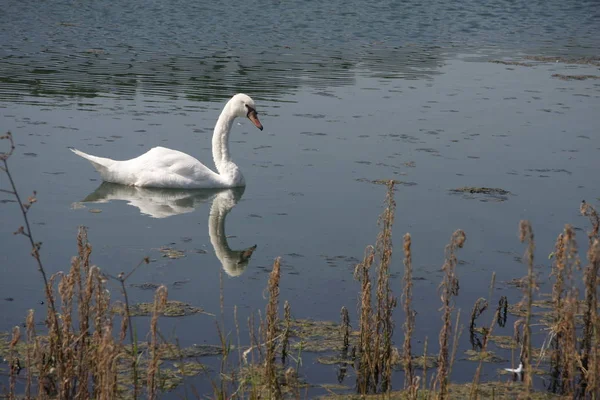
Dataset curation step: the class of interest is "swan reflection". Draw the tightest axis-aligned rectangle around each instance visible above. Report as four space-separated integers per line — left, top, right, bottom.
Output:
81 182 256 276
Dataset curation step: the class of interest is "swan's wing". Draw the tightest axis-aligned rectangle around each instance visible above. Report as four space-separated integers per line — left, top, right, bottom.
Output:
119 147 222 188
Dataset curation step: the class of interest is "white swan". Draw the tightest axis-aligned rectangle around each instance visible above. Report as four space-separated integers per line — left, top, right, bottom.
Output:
70 93 263 189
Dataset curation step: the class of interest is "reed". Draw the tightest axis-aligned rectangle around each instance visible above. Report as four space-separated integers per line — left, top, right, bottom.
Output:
579 201 600 397
469 275 500 399
374 180 397 392
282 300 292 364
341 306 350 352
354 180 397 394
436 229 466 399
518 220 535 395
402 233 416 396
148 285 168 400
265 257 282 398
354 245 375 393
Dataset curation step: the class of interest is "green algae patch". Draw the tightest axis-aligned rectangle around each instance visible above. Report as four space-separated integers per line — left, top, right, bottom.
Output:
118 359 207 393
113 300 209 317
507 299 585 322
287 319 359 353
451 187 510 195
490 60 535 67
463 349 506 363
157 247 186 259
316 356 353 366
135 342 223 359
408 354 438 369
450 187 511 202
235 364 308 398
524 55 600 66
552 74 600 81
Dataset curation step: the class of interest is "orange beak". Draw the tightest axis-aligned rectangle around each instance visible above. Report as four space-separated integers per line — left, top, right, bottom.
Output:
247 110 263 131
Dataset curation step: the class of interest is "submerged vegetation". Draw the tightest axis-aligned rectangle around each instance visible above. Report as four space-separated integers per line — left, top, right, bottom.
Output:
1 130 599 399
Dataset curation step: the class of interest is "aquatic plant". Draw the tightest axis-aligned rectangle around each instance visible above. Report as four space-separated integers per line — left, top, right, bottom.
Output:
354 180 397 394
436 229 465 399
402 233 417 398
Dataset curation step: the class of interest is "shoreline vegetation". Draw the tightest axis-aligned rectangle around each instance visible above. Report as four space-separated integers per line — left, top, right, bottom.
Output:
1 131 599 399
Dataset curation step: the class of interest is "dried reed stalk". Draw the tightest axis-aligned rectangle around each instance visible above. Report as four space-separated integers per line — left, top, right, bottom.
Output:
9 326 20 399
402 233 416 395
519 220 535 395
547 225 579 395
436 229 465 399
282 300 291 364
374 180 397 392
148 285 168 400
341 306 350 351
468 298 488 334
583 238 600 397
265 257 282 398
354 245 375 393
1 132 64 390
422 336 429 398
580 201 600 397
470 274 500 399
25 309 35 399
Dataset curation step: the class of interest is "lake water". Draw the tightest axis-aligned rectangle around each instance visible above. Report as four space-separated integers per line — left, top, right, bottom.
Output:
1 0 599 396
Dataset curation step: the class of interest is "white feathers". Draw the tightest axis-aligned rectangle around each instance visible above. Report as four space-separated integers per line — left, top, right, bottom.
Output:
71 94 262 189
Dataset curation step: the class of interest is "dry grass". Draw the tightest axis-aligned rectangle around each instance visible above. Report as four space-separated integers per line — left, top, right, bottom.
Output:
265 257 282 398
580 201 600 398
354 180 398 394
436 229 466 399
516 221 535 395
402 233 417 398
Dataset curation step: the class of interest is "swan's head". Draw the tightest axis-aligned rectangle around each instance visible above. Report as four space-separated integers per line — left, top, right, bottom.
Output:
230 93 263 131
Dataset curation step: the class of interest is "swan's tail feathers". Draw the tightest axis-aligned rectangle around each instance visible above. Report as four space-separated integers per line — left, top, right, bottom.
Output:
69 148 115 175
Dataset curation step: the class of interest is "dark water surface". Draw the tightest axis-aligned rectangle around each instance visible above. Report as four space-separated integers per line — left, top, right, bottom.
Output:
1 0 599 396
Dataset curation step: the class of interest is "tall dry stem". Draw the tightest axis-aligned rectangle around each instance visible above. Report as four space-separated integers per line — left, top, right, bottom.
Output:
583 238 600 397
282 300 292 364
265 257 282 398
354 245 375 393
519 220 535 395
436 229 465 399
470 274 500 400
374 180 397 392
402 233 416 394
580 201 600 397
1 132 64 389
9 326 20 399
148 285 168 400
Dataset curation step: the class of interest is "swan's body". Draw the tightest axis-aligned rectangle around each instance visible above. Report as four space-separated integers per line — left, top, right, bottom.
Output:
70 93 263 189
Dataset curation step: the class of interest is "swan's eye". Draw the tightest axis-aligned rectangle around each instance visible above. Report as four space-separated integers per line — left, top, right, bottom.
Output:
245 105 257 117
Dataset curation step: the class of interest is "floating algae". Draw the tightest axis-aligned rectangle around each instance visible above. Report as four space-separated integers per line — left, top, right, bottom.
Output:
287 319 359 353
463 349 507 363
450 187 511 202
113 300 209 317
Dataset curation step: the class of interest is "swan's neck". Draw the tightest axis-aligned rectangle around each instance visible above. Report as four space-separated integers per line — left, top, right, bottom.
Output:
212 104 237 176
